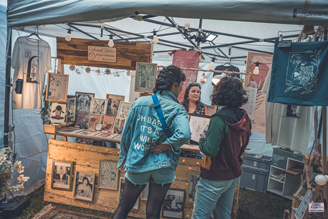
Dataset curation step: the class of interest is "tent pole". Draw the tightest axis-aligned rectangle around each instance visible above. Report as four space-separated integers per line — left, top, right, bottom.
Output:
3 27 12 147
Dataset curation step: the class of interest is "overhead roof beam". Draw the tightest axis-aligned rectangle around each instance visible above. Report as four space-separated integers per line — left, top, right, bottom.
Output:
165 17 199 49
67 23 99 40
104 28 129 42
231 46 273 54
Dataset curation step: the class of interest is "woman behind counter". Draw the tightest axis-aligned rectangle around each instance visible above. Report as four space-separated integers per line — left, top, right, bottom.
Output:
181 83 205 115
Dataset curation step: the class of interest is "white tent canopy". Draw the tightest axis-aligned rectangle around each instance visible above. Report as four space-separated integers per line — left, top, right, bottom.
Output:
7 0 328 27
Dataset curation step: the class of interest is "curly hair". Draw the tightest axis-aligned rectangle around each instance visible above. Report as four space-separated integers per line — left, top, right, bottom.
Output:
211 77 248 107
153 65 186 94
181 83 203 113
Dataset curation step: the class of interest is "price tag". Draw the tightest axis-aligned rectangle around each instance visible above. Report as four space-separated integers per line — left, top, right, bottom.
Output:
309 202 324 213
253 161 257 167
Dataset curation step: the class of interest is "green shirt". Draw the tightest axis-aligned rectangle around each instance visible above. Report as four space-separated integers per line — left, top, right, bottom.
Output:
199 116 229 157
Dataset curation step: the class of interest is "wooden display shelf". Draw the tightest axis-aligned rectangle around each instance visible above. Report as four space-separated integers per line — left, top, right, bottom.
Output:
44 139 200 218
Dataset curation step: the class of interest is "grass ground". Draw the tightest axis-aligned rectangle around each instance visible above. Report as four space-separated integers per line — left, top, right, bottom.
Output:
5 185 291 219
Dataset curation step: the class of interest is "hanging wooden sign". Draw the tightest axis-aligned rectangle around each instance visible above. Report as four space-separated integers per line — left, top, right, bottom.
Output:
88 46 116 63
57 37 153 70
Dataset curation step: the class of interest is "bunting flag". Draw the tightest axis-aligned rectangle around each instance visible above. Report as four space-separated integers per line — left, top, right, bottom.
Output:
172 50 200 102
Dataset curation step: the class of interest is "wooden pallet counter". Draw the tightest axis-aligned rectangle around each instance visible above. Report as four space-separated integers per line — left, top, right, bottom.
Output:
44 139 201 218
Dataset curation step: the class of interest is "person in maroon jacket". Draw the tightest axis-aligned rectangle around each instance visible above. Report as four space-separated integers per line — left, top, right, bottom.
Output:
192 77 251 219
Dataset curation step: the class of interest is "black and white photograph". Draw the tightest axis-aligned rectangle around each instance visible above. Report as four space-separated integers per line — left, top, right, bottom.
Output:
98 160 119 190
90 98 108 115
187 172 200 203
73 171 95 202
67 95 77 122
162 189 185 219
51 160 73 191
106 94 125 116
76 92 95 112
119 177 139 210
116 102 132 119
135 62 157 93
286 105 301 118
46 73 69 102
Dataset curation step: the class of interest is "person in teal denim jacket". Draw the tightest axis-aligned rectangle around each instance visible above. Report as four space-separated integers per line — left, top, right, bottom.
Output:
113 65 191 219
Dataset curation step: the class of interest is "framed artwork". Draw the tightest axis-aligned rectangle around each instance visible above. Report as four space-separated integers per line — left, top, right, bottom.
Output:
205 105 218 116
135 62 157 93
95 132 112 137
162 188 185 219
113 118 125 134
46 73 69 102
76 92 95 112
98 160 119 190
189 115 211 142
106 94 125 116
50 102 66 124
67 95 77 122
73 171 95 202
141 182 149 201
186 172 200 203
51 160 73 191
102 115 115 132
90 98 108 115
88 114 102 130
119 177 139 210
116 102 132 119
75 111 90 127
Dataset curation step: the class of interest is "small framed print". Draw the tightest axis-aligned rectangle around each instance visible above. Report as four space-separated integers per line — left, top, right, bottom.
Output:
50 102 67 124
205 105 218 116
102 115 115 132
67 95 77 122
119 177 139 210
46 73 69 102
189 115 211 142
98 160 119 190
75 111 90 127
135 62 157 93
186 172 200 204
51 160 73 191
88 114 102 130
162 188 185 219
90 98 108 115
116 102 132 119
113 118 125 134
73 171 95 202
106 94 125 117
76 92 95 112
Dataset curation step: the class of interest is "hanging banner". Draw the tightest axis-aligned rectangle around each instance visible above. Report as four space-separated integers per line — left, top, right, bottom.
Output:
268 40 328 106
172 50 200 102
247 53 273 134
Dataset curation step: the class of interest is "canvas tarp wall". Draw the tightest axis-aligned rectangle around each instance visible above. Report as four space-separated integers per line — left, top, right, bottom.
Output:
7 0 328 27
0 4 6 146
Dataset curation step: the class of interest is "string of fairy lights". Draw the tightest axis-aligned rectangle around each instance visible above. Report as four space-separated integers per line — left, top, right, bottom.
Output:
47 142 202 217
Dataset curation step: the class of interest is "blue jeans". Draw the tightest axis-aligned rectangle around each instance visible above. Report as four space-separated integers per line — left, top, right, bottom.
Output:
192 176 240 219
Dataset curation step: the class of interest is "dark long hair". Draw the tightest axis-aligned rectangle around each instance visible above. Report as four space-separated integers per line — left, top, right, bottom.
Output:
181 83 202 113
211 77 248 107
153 65 186 94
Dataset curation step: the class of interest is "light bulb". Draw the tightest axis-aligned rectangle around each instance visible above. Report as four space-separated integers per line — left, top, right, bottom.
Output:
200 73 207 84
65 30 71 42
253 66 259 74
108 39 114 47
208 61 214 70
211 73 226 86
315 175 328 186
153 35 159 44
185 22 190 30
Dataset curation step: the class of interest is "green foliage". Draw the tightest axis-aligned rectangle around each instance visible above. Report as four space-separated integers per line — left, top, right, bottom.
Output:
40 86 50 122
